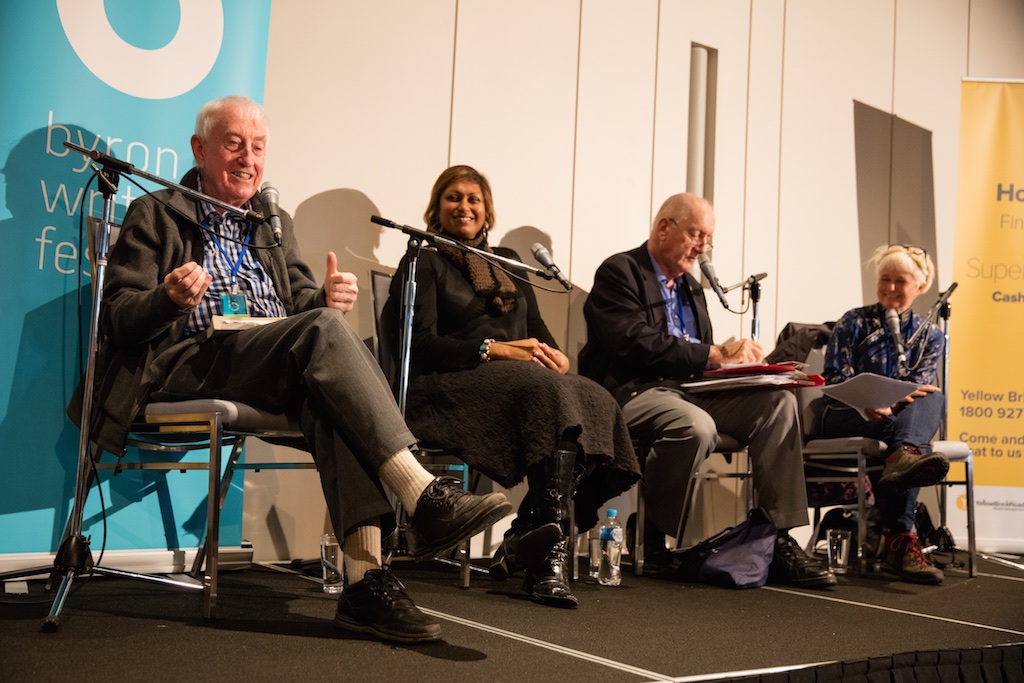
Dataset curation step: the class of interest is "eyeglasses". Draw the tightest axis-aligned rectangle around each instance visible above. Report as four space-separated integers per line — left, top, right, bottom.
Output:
668 218 713 247
889 244 927 257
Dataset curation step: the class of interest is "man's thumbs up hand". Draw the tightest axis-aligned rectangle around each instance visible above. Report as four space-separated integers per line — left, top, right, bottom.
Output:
324 251 358 312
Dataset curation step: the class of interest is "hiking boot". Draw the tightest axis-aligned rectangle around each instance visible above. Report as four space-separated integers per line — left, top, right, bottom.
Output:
769 532 837 588
335 568 442 643
407 477 512 561
877 445 949 494
489 522 561 581
880 531 944 584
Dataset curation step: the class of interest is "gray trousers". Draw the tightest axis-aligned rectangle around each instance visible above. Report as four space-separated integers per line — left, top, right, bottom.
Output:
154 308 416 536
622 387 808 535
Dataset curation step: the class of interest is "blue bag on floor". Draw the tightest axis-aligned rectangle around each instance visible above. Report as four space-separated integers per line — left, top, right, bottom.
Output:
672 506 778 589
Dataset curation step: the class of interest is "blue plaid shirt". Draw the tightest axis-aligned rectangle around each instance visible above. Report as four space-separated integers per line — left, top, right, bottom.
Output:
184 190 286 336
649 252 701 343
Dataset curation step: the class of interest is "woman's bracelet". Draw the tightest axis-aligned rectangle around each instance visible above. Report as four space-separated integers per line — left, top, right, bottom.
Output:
479 338 495 362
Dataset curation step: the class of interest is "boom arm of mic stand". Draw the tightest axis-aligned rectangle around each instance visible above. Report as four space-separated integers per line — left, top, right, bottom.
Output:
370 215 553 280
63 141 262 223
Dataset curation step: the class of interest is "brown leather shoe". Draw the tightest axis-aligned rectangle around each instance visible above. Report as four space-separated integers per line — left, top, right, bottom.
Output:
877 445 949 494
880 531 944 584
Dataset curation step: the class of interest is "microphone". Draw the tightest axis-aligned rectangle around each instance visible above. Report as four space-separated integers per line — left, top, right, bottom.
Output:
885 308 906 365
747 272 768 284
260 181 283 245
531 243 572 291
697 254 729 310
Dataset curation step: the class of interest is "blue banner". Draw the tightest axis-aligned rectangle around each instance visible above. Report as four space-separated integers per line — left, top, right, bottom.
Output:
0 0 272 553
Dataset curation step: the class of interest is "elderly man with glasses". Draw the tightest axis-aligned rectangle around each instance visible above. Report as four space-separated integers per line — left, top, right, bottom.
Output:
579 192 834 588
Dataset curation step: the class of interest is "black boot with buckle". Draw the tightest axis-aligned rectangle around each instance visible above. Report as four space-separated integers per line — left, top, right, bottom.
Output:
489 493 561 581
522 448 579 608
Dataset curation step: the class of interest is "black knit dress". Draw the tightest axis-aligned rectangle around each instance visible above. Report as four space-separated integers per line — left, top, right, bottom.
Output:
383 246 640 532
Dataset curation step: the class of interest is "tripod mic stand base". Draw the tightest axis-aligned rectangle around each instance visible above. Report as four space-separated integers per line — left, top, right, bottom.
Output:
978 552 1024 573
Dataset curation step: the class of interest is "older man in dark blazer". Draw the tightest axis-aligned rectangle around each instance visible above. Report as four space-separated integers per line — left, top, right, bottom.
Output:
579 192 833 588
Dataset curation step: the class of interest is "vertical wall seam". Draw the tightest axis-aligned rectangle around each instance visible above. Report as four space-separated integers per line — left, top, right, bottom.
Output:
447 1 459 166
650 0 662 226
773 0 788 338
888 0 898 242
565 0 583 341
742 1 753 338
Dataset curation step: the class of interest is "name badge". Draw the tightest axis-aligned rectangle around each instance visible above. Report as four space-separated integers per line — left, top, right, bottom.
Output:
220 292 249 316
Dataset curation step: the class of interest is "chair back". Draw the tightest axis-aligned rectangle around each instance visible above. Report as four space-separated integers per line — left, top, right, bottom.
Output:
797 346 827 442
369 269 398 391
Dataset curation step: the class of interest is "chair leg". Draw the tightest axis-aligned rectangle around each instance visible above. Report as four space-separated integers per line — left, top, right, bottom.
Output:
965 454 977 578
192 437 245 578
202 414 223 620
634 480 646 576
856 456 869 575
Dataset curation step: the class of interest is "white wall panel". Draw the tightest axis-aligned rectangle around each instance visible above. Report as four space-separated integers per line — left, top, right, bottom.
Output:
448 0 581 344
968 0 1024 79
744 1 786 347
666 1 760 342
776 1 896 331
571 0 660 294
893 0 969 294
264 0 457 281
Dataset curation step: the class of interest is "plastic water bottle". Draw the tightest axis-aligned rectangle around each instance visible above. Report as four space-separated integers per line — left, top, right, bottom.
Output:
598 508 623 586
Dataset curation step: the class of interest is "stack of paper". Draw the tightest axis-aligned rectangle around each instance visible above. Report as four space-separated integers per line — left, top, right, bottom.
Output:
681 363 824 393
212 315 285 331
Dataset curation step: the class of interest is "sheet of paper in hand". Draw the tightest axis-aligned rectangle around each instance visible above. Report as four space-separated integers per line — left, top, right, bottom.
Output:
820 373 921 420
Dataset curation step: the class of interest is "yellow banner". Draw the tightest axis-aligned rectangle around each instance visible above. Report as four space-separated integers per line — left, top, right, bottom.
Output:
950 80 1024 486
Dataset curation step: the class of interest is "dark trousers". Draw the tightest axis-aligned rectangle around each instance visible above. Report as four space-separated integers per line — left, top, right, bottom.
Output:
154 308 416 536
820 390 945 531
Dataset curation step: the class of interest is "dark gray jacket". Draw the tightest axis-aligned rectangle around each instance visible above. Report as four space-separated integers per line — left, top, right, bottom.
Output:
68 168 325 454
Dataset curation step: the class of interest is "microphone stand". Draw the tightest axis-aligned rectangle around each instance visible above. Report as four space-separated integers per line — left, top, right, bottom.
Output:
722 273 767 341
1 143 265 632
62 141 264 223
370 215 556 414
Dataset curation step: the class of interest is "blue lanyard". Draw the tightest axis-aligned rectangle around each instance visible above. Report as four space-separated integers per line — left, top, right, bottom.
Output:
209 217 252 291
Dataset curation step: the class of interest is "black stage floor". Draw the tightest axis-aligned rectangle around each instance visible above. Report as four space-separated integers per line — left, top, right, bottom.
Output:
3 553 1024 682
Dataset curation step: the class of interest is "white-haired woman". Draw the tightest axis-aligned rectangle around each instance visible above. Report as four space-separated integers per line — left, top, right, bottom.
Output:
820 244 949 585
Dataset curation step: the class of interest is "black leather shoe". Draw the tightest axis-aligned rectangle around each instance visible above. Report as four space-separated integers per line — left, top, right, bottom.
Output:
625 513 674 577
335 568 441 643
407 477 512 561
768 532 837 588
490 522 561 581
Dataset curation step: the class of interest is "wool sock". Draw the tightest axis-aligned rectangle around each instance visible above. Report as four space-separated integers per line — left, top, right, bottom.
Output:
377 447 435 515
343 521 382 585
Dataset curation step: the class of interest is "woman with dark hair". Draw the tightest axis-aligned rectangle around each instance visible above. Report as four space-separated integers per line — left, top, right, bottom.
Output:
384 165 639 608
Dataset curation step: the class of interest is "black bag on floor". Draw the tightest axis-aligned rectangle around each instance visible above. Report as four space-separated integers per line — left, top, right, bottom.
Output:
671 506 778 589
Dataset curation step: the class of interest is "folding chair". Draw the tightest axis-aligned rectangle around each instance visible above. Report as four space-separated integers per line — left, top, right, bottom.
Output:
7 214 314 630
632 434 751 576
799 346 976 576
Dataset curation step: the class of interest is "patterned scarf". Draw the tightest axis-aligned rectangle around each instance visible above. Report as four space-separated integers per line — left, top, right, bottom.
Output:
434 229 518 315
